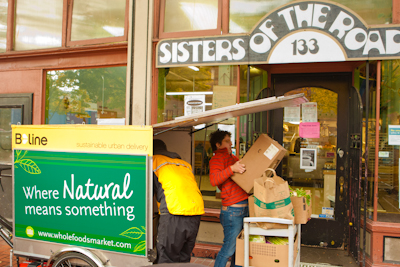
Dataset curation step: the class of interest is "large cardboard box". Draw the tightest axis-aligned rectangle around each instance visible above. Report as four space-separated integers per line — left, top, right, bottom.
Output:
236 230 298 267
232 134 286 193
291 190 312 224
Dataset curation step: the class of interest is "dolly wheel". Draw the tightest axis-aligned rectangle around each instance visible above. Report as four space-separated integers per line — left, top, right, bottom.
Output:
52 252 98 267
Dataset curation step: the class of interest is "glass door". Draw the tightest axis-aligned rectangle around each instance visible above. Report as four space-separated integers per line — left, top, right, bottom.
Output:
282 87 338 219
0 106 23 163
270 73 352 248
0 93 32 221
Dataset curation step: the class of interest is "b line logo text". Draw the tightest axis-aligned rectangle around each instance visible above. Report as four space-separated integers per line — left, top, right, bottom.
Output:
15 133 48 146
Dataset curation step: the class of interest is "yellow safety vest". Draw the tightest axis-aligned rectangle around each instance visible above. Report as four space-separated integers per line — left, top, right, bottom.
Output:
153 155 204 215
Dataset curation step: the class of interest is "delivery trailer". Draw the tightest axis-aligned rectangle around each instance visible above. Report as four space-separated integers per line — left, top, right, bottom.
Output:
4 93 307 267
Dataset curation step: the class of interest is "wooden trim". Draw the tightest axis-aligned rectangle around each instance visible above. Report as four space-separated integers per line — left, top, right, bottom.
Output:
66 0 129 47
158 0 166 37
151 42 159 124
124 0 129 38
158 0 222 39
6 0 15 52
41 69 47 124
66 0 73 47
365 219 400 235
259 61 365 74
0 43 127 60
153 0 160 40
222 0 229 34
393 0 400 24
373 61 381 222
61 0 68 47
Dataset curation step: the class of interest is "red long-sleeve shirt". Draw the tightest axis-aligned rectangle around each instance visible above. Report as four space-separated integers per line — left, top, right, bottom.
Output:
209 148 248 206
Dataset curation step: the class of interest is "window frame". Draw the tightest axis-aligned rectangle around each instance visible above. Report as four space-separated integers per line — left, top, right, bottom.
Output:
158 0 224 39
4 0 129 53
66 0 129 47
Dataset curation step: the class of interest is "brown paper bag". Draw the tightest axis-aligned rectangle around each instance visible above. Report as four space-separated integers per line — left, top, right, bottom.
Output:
253 168 294 229
291 190 312 224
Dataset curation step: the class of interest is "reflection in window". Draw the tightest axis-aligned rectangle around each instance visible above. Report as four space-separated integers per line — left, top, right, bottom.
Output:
230 0 291 33
45 67 126 125
14 0 62 51
164 0 218 33
71 0 126 41
158 66 238 209
0 0 7 53
370 60 400 222
0 107 22 164
229 0 391 34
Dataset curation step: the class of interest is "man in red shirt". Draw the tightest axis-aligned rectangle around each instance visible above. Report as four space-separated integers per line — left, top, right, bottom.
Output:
209 129 248 267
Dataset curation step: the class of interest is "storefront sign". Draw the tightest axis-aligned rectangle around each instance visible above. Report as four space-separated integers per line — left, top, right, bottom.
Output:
302 102 318 122
185 95 205 116
12 125 153 256
388 125 400 145
12 125 153 155
299 122 320 138
284 106 300 123
157 0 400 68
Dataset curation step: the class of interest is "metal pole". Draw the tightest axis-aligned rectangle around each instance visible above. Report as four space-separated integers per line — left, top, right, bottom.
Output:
362 61 369 267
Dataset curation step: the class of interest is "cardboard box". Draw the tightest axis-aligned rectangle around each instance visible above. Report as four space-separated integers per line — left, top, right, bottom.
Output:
236 230 298 267
291 190 312 224
232 134 286 193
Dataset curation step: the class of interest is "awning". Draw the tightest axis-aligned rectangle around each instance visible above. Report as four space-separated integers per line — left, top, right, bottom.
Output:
153 93 308 135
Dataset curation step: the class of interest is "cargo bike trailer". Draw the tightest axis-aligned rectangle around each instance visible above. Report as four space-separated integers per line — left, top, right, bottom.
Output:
0 94 306 267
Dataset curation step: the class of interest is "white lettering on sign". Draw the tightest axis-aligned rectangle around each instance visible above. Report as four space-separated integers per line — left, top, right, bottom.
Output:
63 173 133 200
269 31 345 63
157 1 400 66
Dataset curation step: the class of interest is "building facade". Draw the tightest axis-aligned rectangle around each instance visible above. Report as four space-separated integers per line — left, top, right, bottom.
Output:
152 1 400 266
1 1 400 267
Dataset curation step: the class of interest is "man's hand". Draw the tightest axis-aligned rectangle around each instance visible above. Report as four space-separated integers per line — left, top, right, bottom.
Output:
230 160 246 174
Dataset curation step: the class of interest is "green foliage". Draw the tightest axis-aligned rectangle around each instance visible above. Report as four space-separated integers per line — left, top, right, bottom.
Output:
46 67 127 123
289 186 311 206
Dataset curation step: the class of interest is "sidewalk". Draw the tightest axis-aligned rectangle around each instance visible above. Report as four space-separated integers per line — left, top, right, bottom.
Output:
0 238 227 267
0 239 17 267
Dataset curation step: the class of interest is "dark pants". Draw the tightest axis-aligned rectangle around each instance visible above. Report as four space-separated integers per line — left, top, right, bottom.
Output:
156 213 201 264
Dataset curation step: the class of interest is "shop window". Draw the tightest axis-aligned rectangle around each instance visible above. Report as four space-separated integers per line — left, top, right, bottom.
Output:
229 0 392 34
238 65 268 154
0 0 7 53
14 0 63 51
229 0 291 33
157 65 238 209
45 66 127 125
159 0 221 38
13 0 128 51
68 0 128 46
370 59 400 221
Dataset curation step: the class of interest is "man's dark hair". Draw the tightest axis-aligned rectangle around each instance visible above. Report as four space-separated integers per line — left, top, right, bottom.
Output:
153 139 167 154
209 130 231 152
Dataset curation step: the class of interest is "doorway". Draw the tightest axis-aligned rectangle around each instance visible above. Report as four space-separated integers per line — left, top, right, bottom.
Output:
0 93 32 222
268 73 353 248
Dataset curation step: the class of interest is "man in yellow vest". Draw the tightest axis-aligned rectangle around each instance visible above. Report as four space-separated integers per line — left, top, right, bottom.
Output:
153 139 205 263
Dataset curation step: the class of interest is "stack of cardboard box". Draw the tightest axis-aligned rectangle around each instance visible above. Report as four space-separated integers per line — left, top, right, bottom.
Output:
233 134 311 267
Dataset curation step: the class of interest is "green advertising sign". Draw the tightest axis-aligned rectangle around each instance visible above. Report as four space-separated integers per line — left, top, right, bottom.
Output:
14 150 147 256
